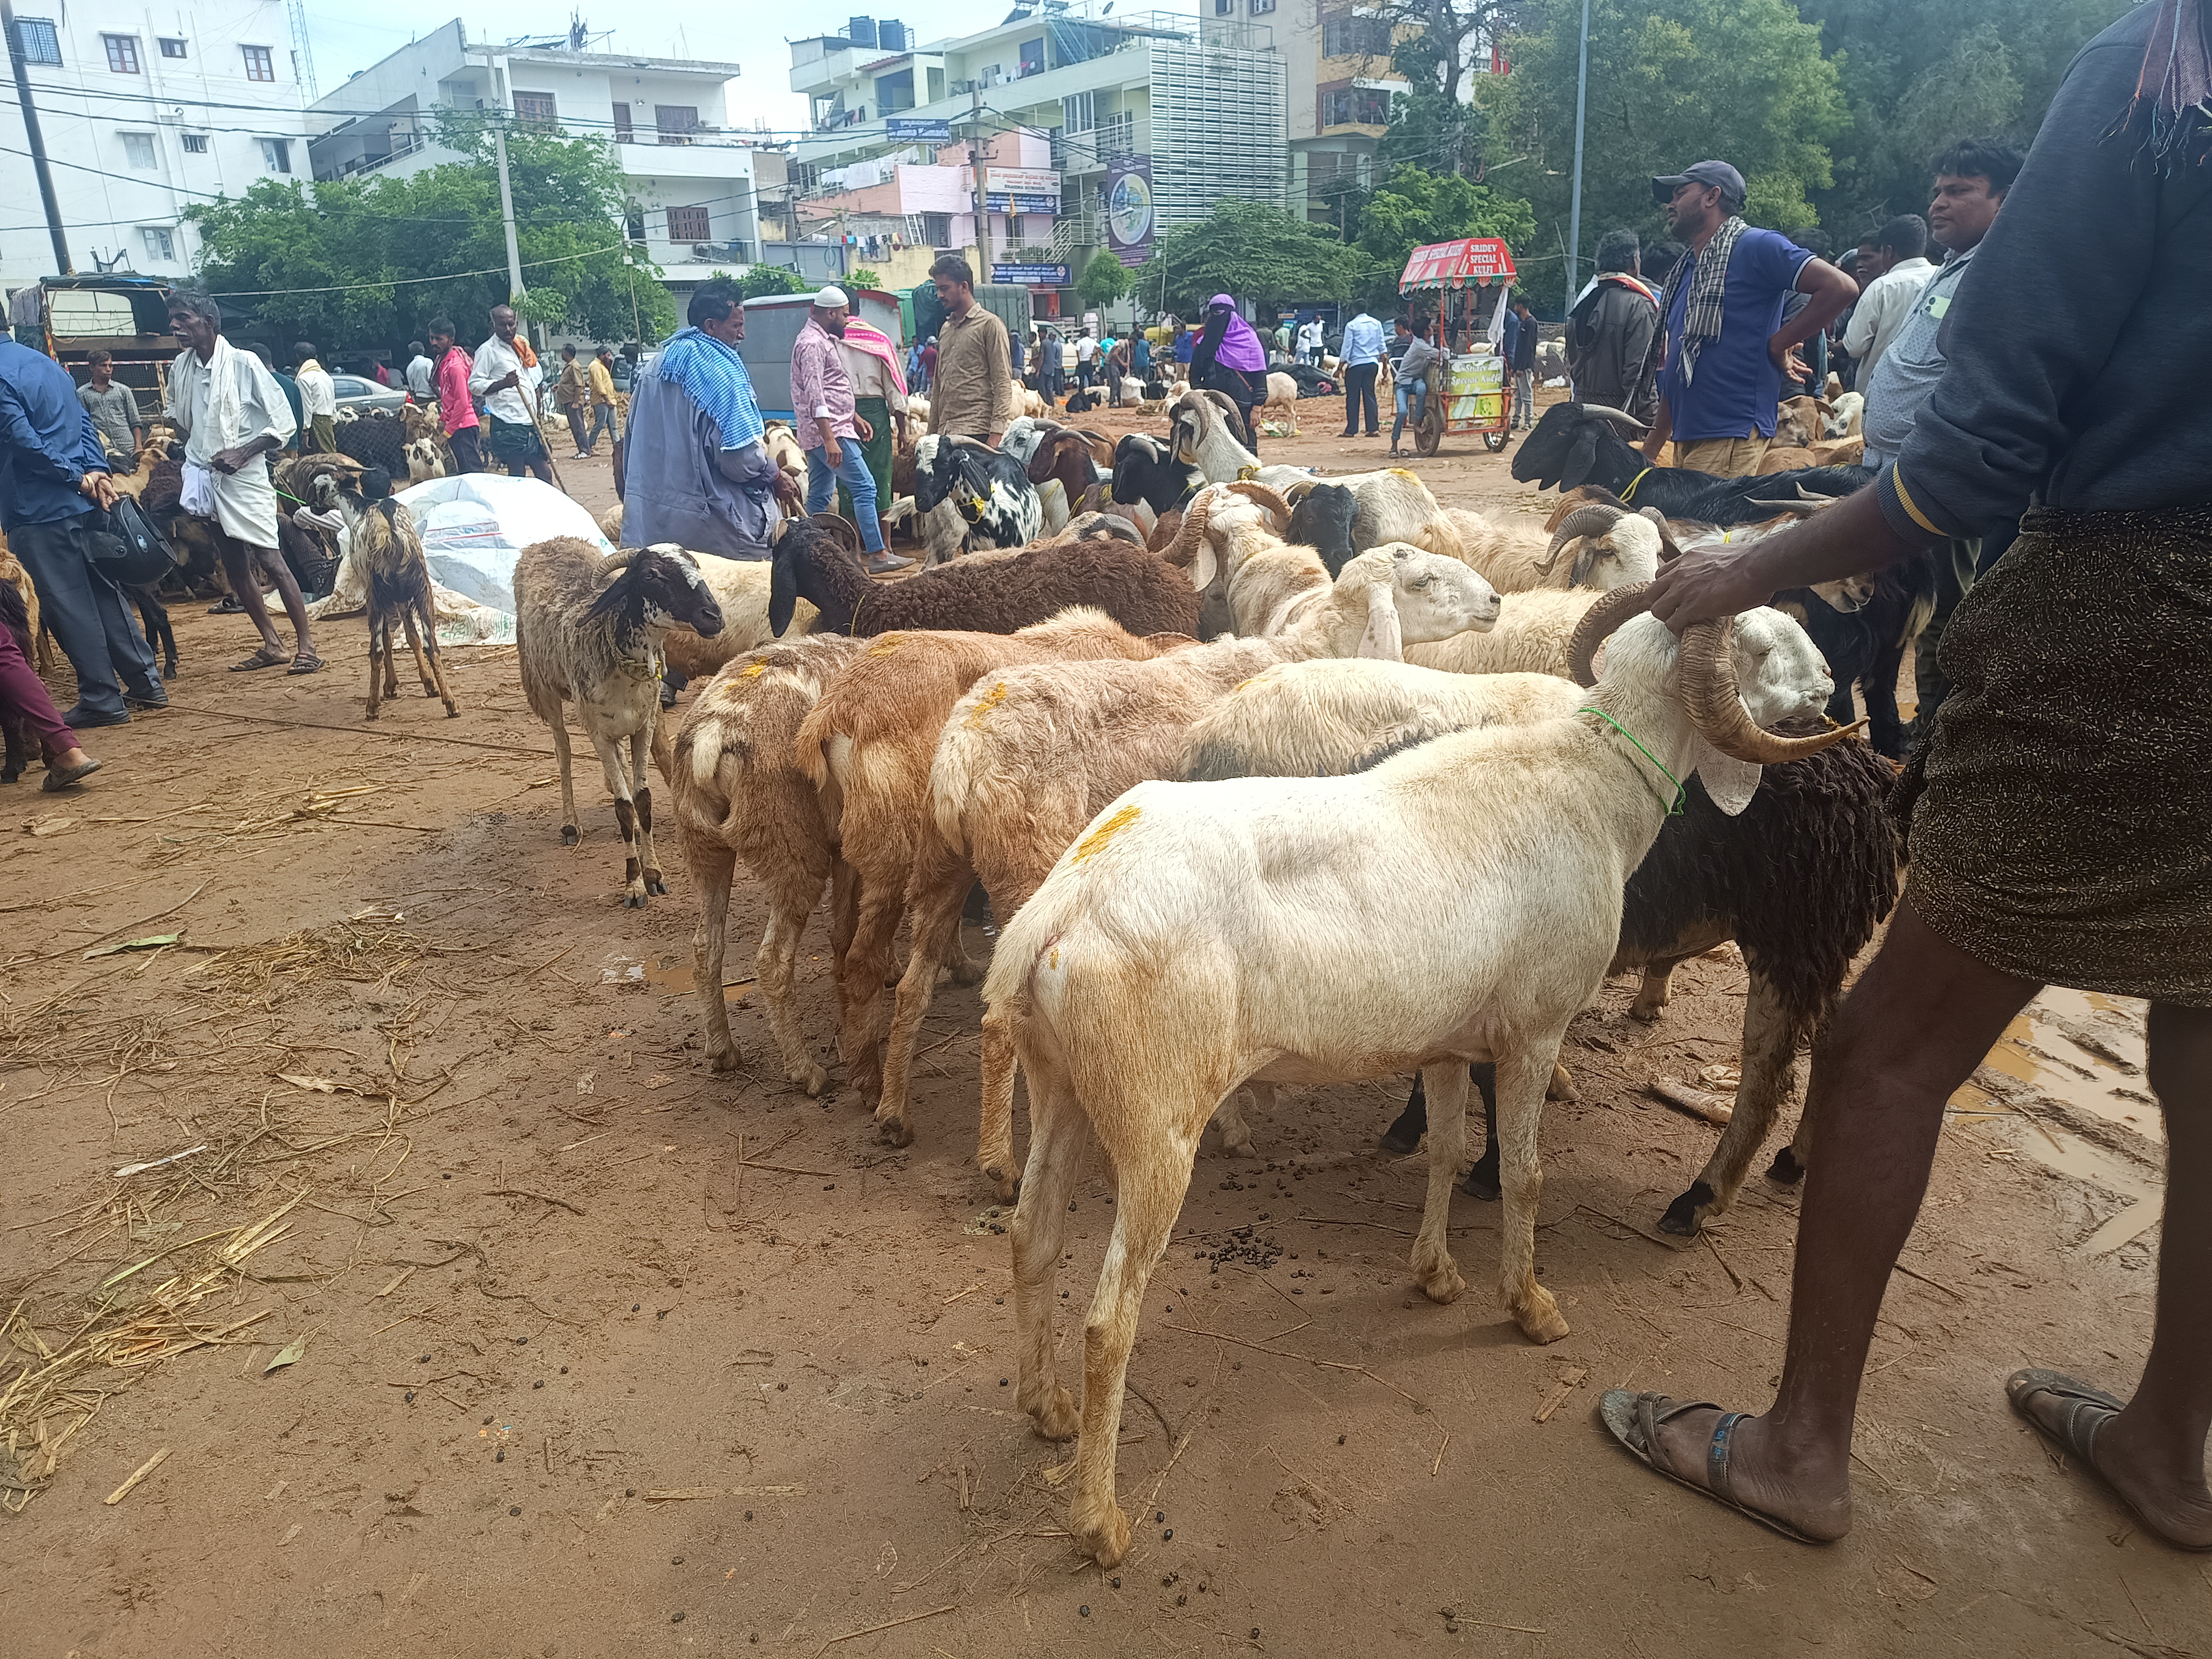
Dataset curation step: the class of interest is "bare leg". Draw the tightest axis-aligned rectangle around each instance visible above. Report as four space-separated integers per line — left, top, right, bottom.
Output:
835 882 904 1107
218 540 284 652
249 543 315 658
1645 898 2036 1540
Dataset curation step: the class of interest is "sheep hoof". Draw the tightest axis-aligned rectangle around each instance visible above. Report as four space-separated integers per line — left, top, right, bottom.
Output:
1222 1132 1257 1158
988 1172 1020 1206
1458 1154 1500 1202
792 1062 828 1096
444 707 460 719
1027 1383 1079 1443
1514 1291 1572 1345
1628 994 1667 1022
875 1109 915 1148
645 872 669 897
1546 1063 1579 1102
1412 1242 1464 1305
363 709 380 721
1766 1145 1806 1185
162 665 178 681
1072 1494 1130 1570
1659 1180 1717 1237
707 1046 743 1075
622 889 648 909
560 825 580 846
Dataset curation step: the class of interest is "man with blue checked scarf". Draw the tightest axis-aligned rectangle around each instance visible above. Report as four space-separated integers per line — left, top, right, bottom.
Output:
620 281 800 557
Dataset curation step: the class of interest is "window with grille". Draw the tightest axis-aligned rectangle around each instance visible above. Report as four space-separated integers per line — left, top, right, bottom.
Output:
182 133 209 153
242 45 274 81
1323 17 1393 57
104 34 141 73
160 37 187 57
667 205 711 242
1250 0 1276 12
655 105 699 144
261 137 292 173
612 104 633 143
121 132 157 168
513 91 557 130
12 18 60 65
142 227 176 261
1061 91 1094 133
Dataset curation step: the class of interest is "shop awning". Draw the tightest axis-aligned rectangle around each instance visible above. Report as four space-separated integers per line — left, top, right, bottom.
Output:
1398 238 1520 292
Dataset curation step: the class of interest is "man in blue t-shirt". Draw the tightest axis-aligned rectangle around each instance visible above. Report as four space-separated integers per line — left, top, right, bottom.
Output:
1640 160 1856 476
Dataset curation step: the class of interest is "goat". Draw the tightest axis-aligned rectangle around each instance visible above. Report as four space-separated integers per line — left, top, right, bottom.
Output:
332 409 409 476
308 467 458 721
1109 433 1202 522
779 612 1196 1103
403 436 447 484
1512 403 1872 522
912 435 1043 565
1178 655 1899 1232
401 403 442 443
907 544 1500 1181
514 538 725 906
1824 392 1864 439
1024 428 1115 541
1285 484 1359 576
767 514 1199 642
983 586 1852 1566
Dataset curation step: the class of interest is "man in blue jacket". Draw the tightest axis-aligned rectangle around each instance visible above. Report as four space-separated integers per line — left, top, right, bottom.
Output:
0 338 163 727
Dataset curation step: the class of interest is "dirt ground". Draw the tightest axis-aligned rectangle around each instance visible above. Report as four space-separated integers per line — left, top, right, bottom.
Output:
2 404 2194 1659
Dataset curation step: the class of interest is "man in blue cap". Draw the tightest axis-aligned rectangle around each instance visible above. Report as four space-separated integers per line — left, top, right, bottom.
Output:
1639 159 1856 476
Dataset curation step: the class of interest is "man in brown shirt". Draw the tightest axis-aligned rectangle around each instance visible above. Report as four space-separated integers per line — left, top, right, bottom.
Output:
924 254 1012 446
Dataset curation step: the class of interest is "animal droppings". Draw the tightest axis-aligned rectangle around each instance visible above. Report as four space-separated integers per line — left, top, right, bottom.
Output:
509 1506 521 1515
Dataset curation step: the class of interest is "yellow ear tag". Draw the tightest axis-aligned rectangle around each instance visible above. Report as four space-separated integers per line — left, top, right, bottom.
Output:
1236 466 1259 482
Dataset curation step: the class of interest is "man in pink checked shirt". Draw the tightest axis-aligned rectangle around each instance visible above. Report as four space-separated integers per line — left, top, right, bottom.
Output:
788 287 909 574
424 316 483 474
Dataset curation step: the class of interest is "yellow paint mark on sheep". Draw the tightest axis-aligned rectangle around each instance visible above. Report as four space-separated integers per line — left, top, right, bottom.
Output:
1070 803 1142 865
867 635 901 657
965 680 1010 729
1231 676 1266 695
738 662 768 679
1049 948 1059 969
1388 468 1418 480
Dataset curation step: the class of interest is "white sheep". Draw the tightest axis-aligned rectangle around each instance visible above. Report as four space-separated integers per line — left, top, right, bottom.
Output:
980 585 1854 1566
1404 588 1613 678
660 548 821 685
1439 499 1662 594
875 541 1502 1168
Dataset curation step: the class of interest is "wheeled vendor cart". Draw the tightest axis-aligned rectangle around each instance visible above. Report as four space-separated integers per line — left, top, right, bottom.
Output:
1397 237 1520 456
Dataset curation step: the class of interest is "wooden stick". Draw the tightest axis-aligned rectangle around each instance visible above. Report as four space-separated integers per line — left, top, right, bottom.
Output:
1533 1366 1588 1423
153 700 559 757
740 1158 841 1179
814 1604 956 1656
1157 1319 1423 1408
104 1446 171 1506
1890 1260 1966 1303
488 1188 584 1216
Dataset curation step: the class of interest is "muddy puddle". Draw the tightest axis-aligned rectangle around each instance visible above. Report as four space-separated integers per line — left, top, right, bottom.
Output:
601 952 753 1002
1948 988 2161 1254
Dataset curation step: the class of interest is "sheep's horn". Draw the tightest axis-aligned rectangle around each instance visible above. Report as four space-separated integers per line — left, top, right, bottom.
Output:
1564 582 1655 687
1541 485 1628 534
1576 404 1649 435
1226 480 1292 525
1742 500 1824 515
1678 619 1862 764
1158 489 1217 570
1637 505 1687 563
1280 477 1318 504
1543 503 1627 570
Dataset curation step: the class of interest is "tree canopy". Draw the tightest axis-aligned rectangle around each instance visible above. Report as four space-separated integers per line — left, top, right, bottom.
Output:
1075 248 1135 309
1354 164 1536 310
1134 201 1361 314
186 116 676 350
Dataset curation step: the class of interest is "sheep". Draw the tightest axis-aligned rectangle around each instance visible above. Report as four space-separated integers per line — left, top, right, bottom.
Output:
913 435 1043 563
779 612 1197 1103
1284 483 1359 576
659 548 822 685
981 585 1854 1566
1177 654 1900 1232
1166 388 1267 484
761 424 808 493
1824 391 1864 439
897 542 1501 1177
307 467 458 721
766 514 1200 642
597 502 625 542
1438 499 1661 594
514 538 725 906
1260 370 1301 435
403 436 447 484
401 403 442 443
666 633 872 1090
1403 588 1612 678
1151 483 1298 638
1 543 52 684
1108 433 1201 521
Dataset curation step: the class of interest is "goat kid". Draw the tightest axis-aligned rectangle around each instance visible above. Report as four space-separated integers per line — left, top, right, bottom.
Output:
515 538 724 906
310 468 458 720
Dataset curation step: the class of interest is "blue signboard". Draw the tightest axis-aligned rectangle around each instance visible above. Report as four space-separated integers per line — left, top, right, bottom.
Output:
993 263 1071 286
885 117 952 141
984 193 1062 214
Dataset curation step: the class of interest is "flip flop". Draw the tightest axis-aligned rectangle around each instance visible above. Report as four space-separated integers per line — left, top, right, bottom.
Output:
43 757 100 791
2008 1369 2212 1550
1597 1390 1831 1545
231 644 288 672
287 648 325 676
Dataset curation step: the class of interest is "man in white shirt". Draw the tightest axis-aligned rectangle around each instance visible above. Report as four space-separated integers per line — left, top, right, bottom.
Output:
1841 214 1933 386
1298 316 1324 366
469 305 553 484
164 289 320 675
403 340 435 403
293 342 336 453
1075 331 1098 391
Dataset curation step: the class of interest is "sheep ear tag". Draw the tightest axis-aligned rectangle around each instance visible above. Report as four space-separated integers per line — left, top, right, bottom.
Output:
1237 466 1259 483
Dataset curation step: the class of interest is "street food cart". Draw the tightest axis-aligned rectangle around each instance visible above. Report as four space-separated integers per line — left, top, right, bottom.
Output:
1397 237 1520 456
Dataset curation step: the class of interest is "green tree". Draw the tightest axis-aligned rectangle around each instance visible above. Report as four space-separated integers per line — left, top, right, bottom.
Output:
737 265 811 300
1075 249 1135 309
1134 202 1361 315
848 266 882 288
1353 163 1536 311
186 113 677 350
1491 0 1847 306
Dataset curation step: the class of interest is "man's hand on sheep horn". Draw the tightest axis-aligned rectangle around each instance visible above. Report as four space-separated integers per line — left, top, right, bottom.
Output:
1647 486 1914 636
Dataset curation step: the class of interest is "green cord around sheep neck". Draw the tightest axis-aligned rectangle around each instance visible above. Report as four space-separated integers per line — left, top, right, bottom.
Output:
1578 706 1685 816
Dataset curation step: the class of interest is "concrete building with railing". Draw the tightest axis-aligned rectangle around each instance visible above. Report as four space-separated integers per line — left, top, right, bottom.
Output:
0 0 320 293
1278 2 1412 228
305 20 761 278
789 6 1284 314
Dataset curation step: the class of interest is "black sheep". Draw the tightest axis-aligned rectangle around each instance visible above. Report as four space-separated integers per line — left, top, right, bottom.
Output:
767 515 1200 641
1285 483 1360 577
1373 731 1900 1233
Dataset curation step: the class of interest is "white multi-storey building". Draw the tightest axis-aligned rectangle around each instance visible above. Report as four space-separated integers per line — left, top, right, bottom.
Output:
0 0 319 293
306 21 761 280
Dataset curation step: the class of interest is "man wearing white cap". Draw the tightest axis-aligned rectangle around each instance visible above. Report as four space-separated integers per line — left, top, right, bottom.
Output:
787 286 907 572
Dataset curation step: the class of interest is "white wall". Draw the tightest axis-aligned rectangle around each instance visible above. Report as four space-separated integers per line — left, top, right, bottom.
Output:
0 0 317 292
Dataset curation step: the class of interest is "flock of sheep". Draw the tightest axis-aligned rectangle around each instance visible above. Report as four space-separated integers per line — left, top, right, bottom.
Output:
478 390 1910 1568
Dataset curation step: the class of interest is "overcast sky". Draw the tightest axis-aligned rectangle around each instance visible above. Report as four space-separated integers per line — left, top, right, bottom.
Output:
305 3 1201 134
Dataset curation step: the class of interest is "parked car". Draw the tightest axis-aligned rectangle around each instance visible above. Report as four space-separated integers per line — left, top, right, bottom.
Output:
332 373 407 415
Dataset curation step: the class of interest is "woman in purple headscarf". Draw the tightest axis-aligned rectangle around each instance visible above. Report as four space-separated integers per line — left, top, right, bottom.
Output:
1190 293 1269 454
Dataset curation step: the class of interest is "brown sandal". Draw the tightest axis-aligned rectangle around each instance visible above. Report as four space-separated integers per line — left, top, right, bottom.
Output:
231 644 288 672
287 647 325 675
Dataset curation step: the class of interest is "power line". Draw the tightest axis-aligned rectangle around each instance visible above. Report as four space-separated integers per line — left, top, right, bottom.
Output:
205 239 630 297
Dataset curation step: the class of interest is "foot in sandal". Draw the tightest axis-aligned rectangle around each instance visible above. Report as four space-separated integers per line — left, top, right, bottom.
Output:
287 645 325 675
1598 1391 1851 1542
231 642 288 671
2008 1370 2212 1549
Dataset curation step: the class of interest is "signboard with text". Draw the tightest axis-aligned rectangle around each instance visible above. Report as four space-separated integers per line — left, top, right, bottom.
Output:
1104 156 1154 268
982 166 1062 199
885 117 952 141
993 263 1071 286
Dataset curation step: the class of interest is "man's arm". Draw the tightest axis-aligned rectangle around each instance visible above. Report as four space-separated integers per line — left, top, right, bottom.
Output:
0 382 95 488
1638 395 1675 462
1648 485 1914 634
1614 297 1657 410
1840 275 1883 359
985 319 1013 445
1778 257 1856 368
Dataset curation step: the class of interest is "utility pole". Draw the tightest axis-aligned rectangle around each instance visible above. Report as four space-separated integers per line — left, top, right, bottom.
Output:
1564 0 1592 299
3 0 73 274
492 110 526 303
969 85 989 279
